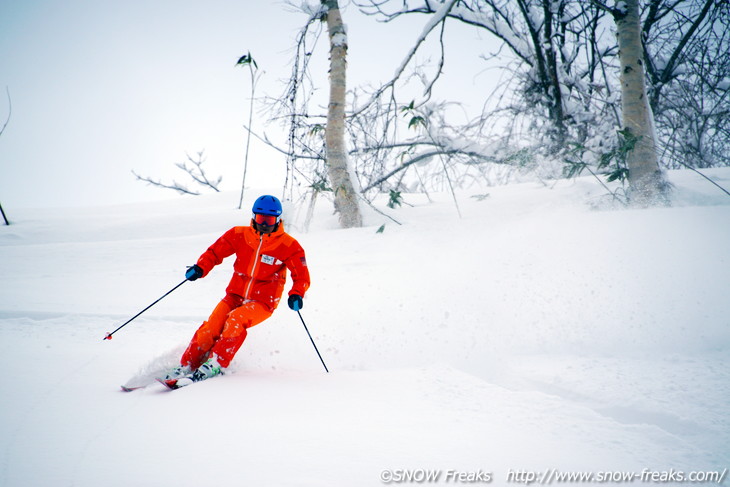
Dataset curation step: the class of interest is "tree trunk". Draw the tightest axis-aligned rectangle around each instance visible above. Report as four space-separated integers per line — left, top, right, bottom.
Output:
540 0 566 147
323 0 362 228
615 0 669 206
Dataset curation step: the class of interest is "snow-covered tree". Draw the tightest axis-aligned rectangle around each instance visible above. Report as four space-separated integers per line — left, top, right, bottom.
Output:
613 0 670 204
354 0 728 191
641 0 730 169
355 0 621 162
265 1 362 228
322 0 362 228
265 0 723 211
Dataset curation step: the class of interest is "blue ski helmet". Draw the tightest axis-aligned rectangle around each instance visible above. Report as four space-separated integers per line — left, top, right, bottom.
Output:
252 195 282 217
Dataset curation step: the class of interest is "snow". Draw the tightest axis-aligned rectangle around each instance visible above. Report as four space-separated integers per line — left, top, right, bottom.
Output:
332 32 348 47
1 169 729 486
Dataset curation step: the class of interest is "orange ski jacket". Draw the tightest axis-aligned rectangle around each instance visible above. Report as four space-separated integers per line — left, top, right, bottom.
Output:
195 223 310 312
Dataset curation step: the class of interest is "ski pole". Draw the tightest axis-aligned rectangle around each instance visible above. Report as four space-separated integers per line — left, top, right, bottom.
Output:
103 279 188 340
296 310 329 373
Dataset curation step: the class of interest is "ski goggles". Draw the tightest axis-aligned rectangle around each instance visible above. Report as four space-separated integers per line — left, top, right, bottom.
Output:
253 213 280 226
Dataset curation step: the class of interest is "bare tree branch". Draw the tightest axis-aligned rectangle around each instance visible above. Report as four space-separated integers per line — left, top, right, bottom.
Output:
176 151 221 192
132 171 200 195
133 150 221 196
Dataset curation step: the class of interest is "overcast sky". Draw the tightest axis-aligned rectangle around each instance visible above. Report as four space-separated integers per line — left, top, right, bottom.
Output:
0 0 498 210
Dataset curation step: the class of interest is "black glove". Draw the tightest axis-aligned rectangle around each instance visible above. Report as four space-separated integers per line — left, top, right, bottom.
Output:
185 265 204 281
288 294 303 311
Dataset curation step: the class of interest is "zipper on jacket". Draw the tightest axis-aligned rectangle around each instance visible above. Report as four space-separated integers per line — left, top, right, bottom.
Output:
243 233 265 300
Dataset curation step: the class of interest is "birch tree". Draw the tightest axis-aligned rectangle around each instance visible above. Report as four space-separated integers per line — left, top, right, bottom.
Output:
613 0 669 204
323 0 362 228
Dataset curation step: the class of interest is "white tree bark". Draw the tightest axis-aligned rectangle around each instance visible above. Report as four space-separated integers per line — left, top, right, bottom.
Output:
323 0 362 228
615 0 669 205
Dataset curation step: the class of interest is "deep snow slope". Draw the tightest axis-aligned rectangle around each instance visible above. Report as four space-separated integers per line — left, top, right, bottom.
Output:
1 169 729 487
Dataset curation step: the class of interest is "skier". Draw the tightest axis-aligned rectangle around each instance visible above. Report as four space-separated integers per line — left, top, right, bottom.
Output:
166 195 310 385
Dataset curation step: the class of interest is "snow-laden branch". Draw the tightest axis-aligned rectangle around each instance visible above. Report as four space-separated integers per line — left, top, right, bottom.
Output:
352 0 459 115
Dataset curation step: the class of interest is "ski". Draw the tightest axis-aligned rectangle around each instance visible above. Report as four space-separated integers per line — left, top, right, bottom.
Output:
155 371 221 390
122 366 189 392
156 377 188 390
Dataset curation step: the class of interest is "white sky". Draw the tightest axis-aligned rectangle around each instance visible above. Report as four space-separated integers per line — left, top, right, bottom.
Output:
0 0 501 210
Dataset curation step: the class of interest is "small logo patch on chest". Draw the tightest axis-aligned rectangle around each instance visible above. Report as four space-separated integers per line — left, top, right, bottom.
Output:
261 254 279 265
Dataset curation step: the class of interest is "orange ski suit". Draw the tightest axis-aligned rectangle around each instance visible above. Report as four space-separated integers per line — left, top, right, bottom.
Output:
180 222 310 369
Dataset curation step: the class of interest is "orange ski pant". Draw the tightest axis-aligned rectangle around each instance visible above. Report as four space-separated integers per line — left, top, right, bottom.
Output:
181 295 272 369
